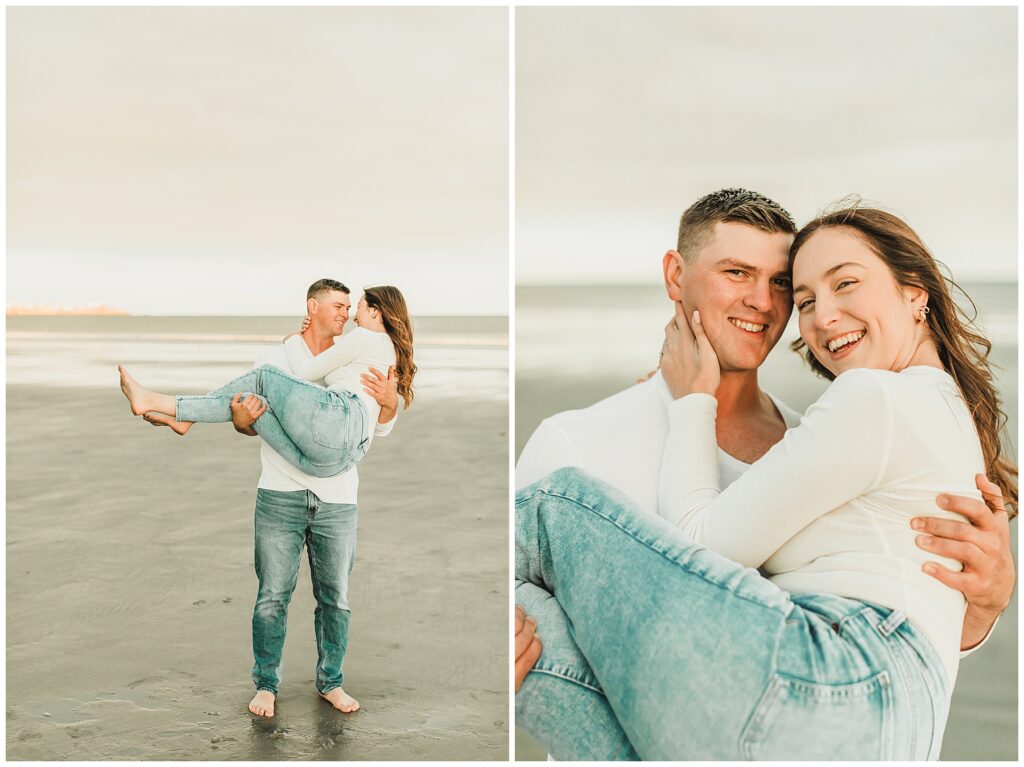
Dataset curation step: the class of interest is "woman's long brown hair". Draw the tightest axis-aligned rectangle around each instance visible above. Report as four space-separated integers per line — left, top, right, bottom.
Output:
790 203 1018 517
363 285 416 408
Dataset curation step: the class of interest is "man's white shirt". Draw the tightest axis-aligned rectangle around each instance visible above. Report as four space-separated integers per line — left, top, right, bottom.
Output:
253 341 395 505
515 372 802 503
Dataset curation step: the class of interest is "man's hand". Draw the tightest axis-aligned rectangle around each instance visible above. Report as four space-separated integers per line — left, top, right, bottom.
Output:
361 365 399 423
912 474 1015 650
230 393 267 437
515 604 542 692
661 303 720 399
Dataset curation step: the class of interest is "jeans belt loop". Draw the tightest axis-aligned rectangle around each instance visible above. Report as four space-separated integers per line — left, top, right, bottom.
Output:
876 608 908 637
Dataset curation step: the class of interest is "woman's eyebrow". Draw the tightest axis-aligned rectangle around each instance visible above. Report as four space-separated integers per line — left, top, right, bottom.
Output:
793 261 864 293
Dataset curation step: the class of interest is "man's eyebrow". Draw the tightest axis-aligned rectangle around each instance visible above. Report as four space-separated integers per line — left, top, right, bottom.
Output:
715 258 762 272
793 261 864 294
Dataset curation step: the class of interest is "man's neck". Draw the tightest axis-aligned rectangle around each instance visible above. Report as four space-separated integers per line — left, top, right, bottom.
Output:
301 327 337 355
714 369 769 422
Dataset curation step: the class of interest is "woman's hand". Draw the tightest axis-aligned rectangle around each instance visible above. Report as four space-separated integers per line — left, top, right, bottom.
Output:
300 315 311 333
660 302 720 399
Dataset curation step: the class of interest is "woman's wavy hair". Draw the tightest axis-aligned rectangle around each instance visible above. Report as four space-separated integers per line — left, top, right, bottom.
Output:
363 285 416 408
789 201 1017 516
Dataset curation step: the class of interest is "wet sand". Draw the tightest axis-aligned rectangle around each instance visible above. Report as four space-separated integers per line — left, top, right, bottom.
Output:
7 385 508 760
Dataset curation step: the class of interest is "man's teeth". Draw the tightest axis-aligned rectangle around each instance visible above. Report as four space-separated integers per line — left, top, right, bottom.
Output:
828 331 865 353
729 318 767 333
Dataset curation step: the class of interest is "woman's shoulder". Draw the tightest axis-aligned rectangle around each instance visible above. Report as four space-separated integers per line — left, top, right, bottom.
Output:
823 365 952 414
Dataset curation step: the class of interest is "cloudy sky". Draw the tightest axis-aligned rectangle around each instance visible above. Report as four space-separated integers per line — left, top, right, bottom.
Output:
7 7 508 315
516 6 1017 284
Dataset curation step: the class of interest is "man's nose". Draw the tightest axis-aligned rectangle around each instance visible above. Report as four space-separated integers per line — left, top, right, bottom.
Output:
743 278 772 312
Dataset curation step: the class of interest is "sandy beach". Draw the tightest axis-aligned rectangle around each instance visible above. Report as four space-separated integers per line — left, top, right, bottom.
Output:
7 317 509 760
514 283 1017 761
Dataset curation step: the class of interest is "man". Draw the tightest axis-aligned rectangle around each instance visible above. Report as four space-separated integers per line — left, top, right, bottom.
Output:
230 278 399 718
514 189 1014 696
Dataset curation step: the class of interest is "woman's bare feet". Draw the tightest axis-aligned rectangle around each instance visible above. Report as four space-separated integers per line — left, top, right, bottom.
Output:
248 690 275 717
118 365 157 415
320 687 360 713
143 412 193 435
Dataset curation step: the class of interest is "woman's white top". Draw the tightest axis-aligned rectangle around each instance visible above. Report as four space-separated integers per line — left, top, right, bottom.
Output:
659 366 985 688
285 327 397 425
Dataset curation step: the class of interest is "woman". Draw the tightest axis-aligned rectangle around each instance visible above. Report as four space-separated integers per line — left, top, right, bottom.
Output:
515 206 1016 760
118 285 416 478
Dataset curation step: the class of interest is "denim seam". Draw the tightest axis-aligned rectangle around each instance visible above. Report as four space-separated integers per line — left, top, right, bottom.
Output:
521 487 791 615
886 634 920 758
528 667 604 695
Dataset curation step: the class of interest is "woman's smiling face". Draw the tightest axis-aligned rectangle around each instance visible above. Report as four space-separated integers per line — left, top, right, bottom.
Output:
792 226 928 377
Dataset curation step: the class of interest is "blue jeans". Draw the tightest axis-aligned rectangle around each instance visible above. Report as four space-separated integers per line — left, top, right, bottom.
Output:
252 489 358 696
175 364 369 478
515 467 950 761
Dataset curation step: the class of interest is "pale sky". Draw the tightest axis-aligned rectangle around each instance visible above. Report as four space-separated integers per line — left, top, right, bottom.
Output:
7 7 508 316
516 7 1017 284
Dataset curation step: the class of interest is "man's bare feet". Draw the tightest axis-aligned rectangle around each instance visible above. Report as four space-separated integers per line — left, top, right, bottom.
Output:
248 690 275 717
118 365 155 415
320 687 360 713
143 411 193 435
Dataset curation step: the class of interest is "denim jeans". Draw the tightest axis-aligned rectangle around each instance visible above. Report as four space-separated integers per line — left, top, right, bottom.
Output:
252 489 358 696
175 364 369 478
515 467 950 761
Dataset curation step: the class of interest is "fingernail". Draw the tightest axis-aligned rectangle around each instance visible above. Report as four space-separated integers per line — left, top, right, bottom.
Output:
693 310 701 324
922 563 937 575
936 495 949 507
916 535 932 547
910 518 924 530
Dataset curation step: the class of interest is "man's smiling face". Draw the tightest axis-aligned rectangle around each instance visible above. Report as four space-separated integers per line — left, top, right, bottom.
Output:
669 221 794 373
308 289 351 337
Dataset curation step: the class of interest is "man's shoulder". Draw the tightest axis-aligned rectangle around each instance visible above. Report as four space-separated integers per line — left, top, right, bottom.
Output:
542 377 663 429
254 344 288 370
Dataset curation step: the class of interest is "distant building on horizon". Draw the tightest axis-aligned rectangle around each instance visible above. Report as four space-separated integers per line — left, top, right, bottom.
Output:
7 303 128 316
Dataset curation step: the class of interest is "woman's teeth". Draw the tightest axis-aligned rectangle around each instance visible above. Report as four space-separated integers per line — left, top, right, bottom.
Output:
828 331 865 353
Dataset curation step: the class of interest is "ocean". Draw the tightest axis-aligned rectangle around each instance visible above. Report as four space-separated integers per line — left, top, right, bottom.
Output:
6 314 509 402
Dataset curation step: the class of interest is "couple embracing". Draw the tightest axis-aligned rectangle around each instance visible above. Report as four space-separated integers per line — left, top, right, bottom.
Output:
515 190 1016 760
119 279 416 717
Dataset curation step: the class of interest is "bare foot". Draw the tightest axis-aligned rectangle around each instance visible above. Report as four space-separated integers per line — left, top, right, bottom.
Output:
248 690 275 717
117 365 156 416
320 687 360 713
143 411 193 435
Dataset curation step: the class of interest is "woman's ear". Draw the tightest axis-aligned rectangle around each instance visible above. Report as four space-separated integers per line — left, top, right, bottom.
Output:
903 284 929 313
663 250 685 301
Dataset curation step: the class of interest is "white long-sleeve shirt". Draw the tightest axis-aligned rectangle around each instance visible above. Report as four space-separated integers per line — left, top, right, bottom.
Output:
255 341 395 504
284 326 396 428
659 365 985 688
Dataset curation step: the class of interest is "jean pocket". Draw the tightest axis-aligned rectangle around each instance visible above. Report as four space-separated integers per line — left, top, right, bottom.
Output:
311 400 351 450
740 670 894 760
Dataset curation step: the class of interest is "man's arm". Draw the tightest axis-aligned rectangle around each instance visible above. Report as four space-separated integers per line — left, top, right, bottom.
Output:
230 393 266 437
912 474 1015 652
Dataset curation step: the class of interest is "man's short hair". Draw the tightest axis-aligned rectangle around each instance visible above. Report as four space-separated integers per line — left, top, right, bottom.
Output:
306 278 350 302
677 188 797 262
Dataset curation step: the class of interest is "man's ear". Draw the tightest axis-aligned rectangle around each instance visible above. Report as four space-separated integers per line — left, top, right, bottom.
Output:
663 250 685 301
307 297 318 316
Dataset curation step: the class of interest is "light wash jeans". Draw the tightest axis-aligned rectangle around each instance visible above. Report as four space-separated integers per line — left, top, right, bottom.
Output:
515 467 950 761
252 489 358 696
175 364 369 478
